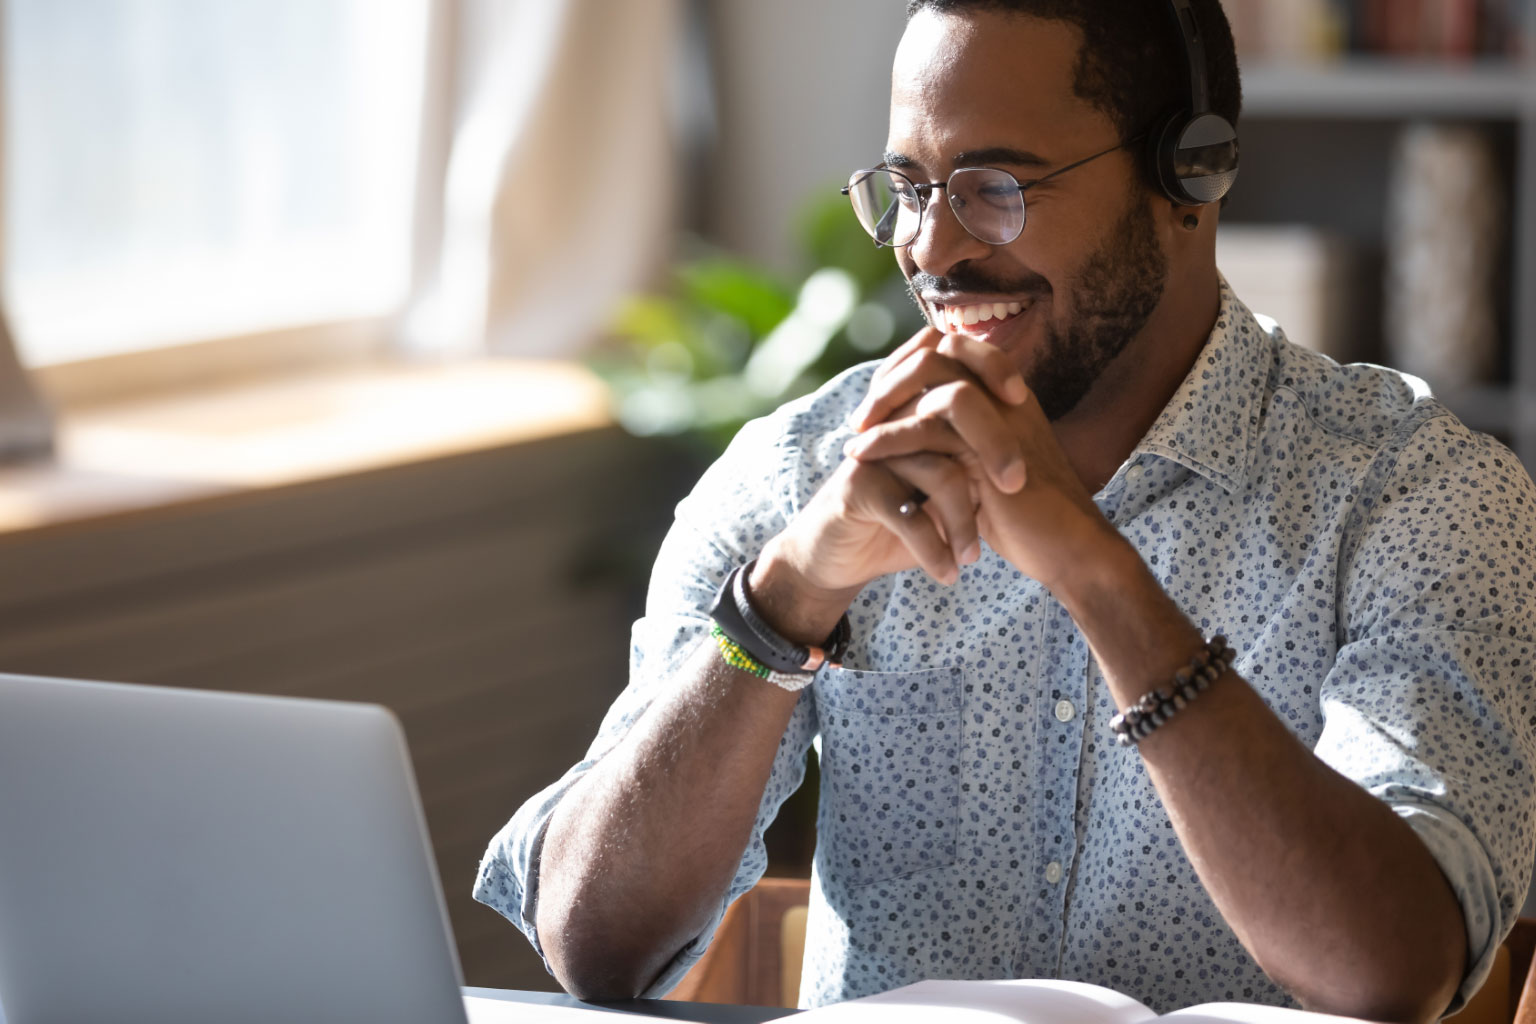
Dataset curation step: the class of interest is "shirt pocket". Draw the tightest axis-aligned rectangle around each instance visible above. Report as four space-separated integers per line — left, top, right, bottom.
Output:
813 665 963 887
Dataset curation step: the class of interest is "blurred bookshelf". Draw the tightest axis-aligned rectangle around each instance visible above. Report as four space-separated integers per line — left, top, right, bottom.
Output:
1242 60 1532 117
1220 0 1536 466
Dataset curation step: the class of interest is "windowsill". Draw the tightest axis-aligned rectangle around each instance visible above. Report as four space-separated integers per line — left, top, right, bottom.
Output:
0 358 613 538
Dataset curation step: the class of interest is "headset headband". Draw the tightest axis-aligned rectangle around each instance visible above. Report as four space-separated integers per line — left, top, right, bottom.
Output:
1168 0 1210 115
1152 0 1238 205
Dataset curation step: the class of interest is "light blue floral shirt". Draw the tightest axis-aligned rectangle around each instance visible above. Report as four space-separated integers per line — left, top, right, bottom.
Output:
476 281 1536 1014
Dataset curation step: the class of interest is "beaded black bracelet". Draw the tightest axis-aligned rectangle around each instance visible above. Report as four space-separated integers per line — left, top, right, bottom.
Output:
1109 635 1236 747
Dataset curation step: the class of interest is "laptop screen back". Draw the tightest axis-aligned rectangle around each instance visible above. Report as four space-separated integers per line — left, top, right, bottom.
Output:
0 673 467 1024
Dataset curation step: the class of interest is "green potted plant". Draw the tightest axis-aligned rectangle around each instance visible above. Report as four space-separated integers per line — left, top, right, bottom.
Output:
590 187 923 458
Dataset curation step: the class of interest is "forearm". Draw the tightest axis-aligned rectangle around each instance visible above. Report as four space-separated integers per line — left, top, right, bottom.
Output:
536 639 801 1000
533 440 944 999
1055 536 1466 1024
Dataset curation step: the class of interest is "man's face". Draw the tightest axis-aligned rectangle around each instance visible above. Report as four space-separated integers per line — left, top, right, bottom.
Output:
887 9 1169 421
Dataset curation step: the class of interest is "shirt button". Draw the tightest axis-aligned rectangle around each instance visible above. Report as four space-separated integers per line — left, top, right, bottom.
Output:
1127 463 1145 481
1054 699 1076 723
1045 861 1063 884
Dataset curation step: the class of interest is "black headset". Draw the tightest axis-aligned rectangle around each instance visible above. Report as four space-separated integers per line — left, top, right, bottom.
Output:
1151 0 1240 206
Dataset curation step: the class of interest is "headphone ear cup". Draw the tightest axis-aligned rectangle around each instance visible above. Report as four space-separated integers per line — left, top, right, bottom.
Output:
1152 110 1240 206
1149 110 1193 204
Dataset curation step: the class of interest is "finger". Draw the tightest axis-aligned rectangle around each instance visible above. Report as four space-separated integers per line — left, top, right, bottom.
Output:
935 333 1029 406
845 383 1026 493
868 324 943 388
889 453 982 568
854 346 983 433
854 327 944 430
915 382 1026 492
845 414 965 458
847 457 961 584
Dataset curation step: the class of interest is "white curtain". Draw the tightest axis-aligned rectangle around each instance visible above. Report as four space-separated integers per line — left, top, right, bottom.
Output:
402 0 682 359
0 0 683 453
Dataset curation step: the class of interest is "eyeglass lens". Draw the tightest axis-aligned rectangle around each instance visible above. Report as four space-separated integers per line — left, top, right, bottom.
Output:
846 167 1025 247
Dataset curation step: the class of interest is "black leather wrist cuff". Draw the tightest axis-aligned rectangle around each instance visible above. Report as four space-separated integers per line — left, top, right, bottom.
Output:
709 561 850 674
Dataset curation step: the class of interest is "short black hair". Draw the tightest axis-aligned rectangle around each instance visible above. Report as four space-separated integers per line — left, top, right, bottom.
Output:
904 0 1242 144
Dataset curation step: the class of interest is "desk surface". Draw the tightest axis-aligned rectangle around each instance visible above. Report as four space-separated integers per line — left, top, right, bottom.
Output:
465 987 798 1023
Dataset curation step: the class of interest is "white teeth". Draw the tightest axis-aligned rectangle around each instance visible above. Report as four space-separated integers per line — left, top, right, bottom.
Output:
937 301 1028 330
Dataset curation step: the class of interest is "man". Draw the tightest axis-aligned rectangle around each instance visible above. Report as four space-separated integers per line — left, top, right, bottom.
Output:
476 2 1536 1020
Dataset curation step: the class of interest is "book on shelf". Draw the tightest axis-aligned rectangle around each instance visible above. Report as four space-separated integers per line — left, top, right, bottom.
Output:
791 979 1374 1024
1224 0 1531 62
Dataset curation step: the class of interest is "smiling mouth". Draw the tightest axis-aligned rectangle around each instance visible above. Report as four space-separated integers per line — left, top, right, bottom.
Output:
930 299 1032 336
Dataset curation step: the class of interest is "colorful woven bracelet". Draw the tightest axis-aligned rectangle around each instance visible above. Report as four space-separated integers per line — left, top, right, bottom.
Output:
1109 635 1236 747
710 625 816 692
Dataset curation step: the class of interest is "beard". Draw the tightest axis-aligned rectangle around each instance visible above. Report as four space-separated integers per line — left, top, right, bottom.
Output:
906 196 1169 420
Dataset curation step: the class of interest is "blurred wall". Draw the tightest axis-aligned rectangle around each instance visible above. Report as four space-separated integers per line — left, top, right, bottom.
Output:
0 428 685 991
701 0 908 272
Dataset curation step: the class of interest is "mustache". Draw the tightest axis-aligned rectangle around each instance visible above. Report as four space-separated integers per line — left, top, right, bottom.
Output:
907 269 1052 320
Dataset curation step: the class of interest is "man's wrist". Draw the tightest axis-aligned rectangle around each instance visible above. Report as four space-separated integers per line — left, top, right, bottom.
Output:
1050 528 1206 706
1037 514 1138 602
747 540 860 648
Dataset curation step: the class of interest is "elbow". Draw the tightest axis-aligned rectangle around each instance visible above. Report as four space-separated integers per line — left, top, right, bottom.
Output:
536 897 676 1003
533 826 711 1002
1273 940 1463 1024
1297 989 1455 1024
1377 968 1464 1024
552 963 652 1004
544 935 671 1003
1258 874 1467 1024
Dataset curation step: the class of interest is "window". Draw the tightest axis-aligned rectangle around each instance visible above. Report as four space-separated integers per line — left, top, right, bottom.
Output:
4 0 430 367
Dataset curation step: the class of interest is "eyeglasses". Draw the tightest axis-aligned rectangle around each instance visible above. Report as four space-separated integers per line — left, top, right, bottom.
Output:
842 135 1142 248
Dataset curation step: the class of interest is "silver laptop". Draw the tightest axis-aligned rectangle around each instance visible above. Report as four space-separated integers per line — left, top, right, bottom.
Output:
0 672 469 1024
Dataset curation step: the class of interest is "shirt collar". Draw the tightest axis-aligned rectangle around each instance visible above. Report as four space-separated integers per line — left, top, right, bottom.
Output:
1132 276 1270 495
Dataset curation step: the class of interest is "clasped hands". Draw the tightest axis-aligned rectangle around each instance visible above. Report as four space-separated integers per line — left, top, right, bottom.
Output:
766 327 1116 606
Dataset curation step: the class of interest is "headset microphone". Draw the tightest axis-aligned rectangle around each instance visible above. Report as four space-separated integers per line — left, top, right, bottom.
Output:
1151 0 1240 206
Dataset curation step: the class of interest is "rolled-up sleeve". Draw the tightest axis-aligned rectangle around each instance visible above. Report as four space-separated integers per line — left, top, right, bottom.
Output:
473 402 834 991
1314 413 1536 1011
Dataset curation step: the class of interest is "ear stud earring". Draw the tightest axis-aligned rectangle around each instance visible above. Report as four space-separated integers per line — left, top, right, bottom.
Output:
1183 214 1200 230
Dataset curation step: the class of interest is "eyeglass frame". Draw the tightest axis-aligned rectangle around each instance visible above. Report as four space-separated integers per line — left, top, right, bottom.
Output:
841 133 1147 248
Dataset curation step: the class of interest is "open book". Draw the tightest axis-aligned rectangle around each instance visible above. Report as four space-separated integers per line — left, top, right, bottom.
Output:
792 979 1372 1024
